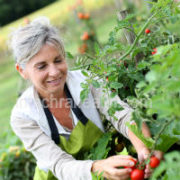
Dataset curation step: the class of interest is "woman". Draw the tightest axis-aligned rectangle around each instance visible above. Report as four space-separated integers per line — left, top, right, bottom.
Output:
9 17 161 180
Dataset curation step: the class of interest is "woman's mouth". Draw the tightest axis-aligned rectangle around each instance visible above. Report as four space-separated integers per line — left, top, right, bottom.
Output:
47 78 62 86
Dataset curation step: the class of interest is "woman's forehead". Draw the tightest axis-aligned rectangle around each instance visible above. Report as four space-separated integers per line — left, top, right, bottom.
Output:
28 44 63 65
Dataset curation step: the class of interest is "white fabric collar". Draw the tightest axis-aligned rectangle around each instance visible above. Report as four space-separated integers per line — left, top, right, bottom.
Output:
65 70 83 106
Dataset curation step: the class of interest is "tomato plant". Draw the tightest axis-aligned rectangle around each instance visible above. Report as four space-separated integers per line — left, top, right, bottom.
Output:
76 0 180 179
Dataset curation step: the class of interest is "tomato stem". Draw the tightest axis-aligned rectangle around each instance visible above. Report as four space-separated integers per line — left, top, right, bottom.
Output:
118 12 157 61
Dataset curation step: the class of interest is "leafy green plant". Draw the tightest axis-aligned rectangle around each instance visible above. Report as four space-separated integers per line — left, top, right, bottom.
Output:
0 146 36 180
132 44 180 152
150 151 180 180
76 0 180 179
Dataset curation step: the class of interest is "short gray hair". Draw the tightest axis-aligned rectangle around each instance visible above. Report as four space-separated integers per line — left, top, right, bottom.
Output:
9 17 65 68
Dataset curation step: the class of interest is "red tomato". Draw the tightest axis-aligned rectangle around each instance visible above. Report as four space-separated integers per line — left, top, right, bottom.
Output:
130 169 144 180
150 156 160 168
81 32 90 41
145 28 151 34
152 48 157 55
77 12 84 19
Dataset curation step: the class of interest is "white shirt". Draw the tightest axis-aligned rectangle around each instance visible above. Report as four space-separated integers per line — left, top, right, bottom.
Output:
10 70 133 180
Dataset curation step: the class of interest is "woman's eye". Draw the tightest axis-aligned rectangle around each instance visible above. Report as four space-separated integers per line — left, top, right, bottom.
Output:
55 59 62 63
37 64 46 70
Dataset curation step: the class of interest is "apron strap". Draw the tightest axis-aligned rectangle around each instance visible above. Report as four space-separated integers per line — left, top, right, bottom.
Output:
64 84 88 125
41 100 60 145
40 84 88 145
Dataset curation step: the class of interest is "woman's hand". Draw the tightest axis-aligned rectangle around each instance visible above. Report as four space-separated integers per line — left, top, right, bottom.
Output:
137 147 152 179
137 147 164 179
152 150 163 160
91 155 136 180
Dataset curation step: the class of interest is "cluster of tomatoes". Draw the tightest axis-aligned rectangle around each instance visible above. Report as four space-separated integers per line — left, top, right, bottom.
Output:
78 31 91 54
77 12 91 54
145 28 158 55
127 156 160 180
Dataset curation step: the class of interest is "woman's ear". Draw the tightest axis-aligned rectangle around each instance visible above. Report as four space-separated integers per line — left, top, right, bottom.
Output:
15 64 28 80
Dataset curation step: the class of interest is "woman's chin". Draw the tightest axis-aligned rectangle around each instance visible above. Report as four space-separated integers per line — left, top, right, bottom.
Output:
47 85 64 95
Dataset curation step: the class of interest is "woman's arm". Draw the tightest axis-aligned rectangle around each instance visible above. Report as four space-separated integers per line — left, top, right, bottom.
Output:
90 85 133 138
129 122 151 153
11 116 93 180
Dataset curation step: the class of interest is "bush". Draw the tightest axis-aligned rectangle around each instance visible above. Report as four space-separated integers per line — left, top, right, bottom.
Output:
74 0 180 179
0 146 36 180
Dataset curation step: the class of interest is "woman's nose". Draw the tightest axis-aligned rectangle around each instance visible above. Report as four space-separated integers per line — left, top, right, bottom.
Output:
48 64 60 76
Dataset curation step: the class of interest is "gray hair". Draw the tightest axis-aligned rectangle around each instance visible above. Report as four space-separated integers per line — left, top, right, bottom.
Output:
9 17 65 69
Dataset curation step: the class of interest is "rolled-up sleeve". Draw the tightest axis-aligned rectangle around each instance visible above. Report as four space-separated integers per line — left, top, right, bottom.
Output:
10 116 93 180
90 86 133 139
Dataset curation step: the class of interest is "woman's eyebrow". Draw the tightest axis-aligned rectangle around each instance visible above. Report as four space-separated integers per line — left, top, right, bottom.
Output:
34 61 46 67
54 54 62 60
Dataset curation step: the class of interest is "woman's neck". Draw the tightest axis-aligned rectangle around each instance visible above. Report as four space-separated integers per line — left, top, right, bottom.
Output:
38 89 67 108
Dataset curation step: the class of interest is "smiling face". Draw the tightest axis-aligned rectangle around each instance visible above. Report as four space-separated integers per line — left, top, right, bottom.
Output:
18 43 68 99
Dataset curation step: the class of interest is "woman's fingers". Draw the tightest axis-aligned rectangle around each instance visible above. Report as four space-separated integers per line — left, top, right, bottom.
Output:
144 164 152 178
138 147 150 162
153 150 164 160
92 155 136 180
107 155 136 167
108 168 131 180
109 174 130 180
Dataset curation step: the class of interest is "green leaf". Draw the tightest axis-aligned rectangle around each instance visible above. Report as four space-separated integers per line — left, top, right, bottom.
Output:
126 122 155 149
137 61 151 70
149 118 180 152
92 171 104 180
90 133 112 160
80 88 89 102
155 134 178 152
145 71 157 83
66 52 74 59
173 119 180 135
110 92 117 98
108 31 115 45
92 80 100 88
94 43 101 56
118 147 129 155
131 111 143 130
81 70 89 77
136 81 146 89
110 82 123 90
80 82 88 89
151 151 180 180
108 101 124 117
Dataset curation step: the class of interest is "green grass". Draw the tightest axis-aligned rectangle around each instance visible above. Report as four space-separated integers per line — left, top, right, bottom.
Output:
0 0 118 147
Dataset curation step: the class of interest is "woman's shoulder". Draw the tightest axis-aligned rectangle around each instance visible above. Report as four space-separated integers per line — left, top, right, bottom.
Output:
11 86 39 120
